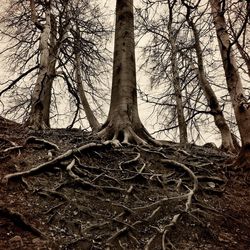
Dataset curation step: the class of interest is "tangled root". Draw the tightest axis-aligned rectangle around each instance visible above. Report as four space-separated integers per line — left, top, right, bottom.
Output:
98 124 161 147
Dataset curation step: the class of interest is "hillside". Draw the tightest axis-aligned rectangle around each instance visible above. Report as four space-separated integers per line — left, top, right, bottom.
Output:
0 116 250 250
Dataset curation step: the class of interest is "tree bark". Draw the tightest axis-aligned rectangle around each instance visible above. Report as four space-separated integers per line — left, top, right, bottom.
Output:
98 0 158 145
27 2 51 129
166 1 187 146
27 2 69 129
74 28 101 132
169 35 188 146
210 0 250 167
43 13 57 128
187 14 236 153
236 41 250 78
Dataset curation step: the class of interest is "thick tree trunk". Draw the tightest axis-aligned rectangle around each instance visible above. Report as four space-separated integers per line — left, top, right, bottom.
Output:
74 31 101 132
236 41 250 78
235 1 250 78
187 16 236 153
27 4 51 129
210 0 250 167
98 0 158 145
169 37 188 146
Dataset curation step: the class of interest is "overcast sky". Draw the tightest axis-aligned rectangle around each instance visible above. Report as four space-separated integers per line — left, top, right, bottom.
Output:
0 0 234 145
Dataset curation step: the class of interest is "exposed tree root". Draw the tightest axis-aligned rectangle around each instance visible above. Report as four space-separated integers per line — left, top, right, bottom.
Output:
142 159 200 248
106 220 141 246
2 146 23 153
36 189 69 202
144 234 157 250
43 202 66 215
196 176 225 184
0 137 18 147
162 214 181 249
161 159 198 211
119 152 141 170
144 214 181 250
2 142 104 183
66 158 126 192
0 131 231 249
25 136 59 150
98 123 162 146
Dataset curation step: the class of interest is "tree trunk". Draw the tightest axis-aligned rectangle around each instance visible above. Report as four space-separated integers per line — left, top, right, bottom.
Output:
74 29 101 132
97 0 158 145
169 36 188 146
43 13 57 128
210 0 250 167
27 3 51 129
236 41 250 78
187 15 236 153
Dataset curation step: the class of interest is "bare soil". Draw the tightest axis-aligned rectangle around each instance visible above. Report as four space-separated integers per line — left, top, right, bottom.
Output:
0 116 250 250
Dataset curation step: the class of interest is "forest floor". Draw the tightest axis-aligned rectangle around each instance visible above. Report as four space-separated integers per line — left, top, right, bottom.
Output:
0 116 250 250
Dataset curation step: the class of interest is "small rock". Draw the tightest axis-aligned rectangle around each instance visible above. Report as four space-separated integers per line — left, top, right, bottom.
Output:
47 150 53 160
207 182 216 188
9 235 24 247
32 237 41 244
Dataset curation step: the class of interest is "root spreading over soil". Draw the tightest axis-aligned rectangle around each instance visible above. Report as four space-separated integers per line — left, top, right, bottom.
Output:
0 117 250 249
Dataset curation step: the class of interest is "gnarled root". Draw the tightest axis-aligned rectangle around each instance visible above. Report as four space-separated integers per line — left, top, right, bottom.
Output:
98 122 161 147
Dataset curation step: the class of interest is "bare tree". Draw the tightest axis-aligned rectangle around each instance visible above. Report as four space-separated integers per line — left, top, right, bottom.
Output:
27 0 54 129
0 0 110 130
210 0 250 167
98 0 159 145
167 0 188 146
137 0 212 144
227 0 250 78
74 24 101 132
182 0 236 152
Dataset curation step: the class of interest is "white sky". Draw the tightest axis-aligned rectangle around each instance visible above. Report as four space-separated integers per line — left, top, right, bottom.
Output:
0 0 244 145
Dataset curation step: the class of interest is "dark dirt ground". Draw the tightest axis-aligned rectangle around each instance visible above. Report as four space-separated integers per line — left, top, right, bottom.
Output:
0 116 250 250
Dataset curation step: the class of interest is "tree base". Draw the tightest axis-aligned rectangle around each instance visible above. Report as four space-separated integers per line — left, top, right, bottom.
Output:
233 144 250 170
97 120 161 146
26 117 49 130
220 144 238 154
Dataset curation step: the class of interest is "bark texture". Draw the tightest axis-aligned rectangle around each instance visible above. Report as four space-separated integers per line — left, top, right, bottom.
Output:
98 0 158 145
74 28 100 132
210 0 250 166
27 2 51 129
187 14 235 153
27 1 69 129
169 34 187 146
236 41 250 78
43 13 57 127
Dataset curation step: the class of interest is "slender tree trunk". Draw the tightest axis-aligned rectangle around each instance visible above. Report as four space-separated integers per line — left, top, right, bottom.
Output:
187 15 236 153
169 36 188 146
43 13 57 127
27 3 51 129
98 0 159 145
210 0 250 167
166 1 187 146
43 4 70 127
28 3 69 129
74 29 101 132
